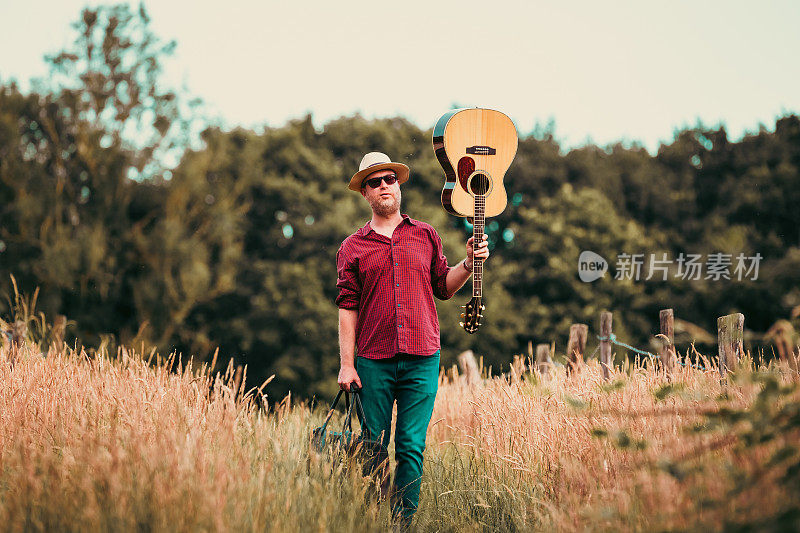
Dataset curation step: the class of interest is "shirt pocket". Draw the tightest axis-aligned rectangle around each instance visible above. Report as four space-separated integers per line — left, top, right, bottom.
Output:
360 247 392 286
405 233 432 275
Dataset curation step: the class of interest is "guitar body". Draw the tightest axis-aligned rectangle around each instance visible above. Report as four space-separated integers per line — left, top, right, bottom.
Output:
433 108 518 218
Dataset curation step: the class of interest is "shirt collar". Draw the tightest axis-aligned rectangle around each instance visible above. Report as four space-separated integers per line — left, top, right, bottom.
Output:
402 213 418 226
358 213 417 237
357 221 371 237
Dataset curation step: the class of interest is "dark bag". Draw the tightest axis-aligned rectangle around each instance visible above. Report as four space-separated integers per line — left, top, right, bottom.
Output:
311 386 383 467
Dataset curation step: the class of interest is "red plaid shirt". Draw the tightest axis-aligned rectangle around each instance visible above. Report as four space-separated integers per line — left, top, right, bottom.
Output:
336 214 454 359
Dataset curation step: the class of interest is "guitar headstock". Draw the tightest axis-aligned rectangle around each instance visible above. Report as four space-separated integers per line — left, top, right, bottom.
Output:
459 296 485 334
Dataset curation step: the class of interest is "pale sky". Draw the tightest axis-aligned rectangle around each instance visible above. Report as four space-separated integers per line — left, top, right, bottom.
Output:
1 0 798 152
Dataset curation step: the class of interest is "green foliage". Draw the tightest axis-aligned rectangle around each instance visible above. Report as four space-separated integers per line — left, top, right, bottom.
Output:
600 378 627 393
591 427 648 450
590 427 608 438
614 371 800 531
565 394 588 410
44 3 200 176
699 373 800 531
653 382 686 401
0 79 137 348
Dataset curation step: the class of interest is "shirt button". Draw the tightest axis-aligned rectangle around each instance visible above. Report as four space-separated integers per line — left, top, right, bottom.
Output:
396 283 399 287
397 304 400 307
398 324 403 328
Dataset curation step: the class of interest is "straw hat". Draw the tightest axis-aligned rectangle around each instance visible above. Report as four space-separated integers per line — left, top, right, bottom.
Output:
349 152 410 191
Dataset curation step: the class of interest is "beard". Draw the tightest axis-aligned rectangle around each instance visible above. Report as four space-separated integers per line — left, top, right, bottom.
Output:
368 188 401 217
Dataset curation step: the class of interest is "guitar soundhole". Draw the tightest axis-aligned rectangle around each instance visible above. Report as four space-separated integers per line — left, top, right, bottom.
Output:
469 173 490 196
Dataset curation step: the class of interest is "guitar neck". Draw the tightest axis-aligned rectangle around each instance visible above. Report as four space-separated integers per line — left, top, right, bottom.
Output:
472 195 485 298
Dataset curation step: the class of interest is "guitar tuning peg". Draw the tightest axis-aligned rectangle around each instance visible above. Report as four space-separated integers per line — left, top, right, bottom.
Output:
481 305 485 310
459 322 464 328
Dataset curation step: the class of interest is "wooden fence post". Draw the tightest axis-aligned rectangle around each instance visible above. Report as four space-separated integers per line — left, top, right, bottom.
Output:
52 314 67 351
512 354 527 382
600 311 613 381
567 324 588 375
765 320 800 373
457 350 481 386
535 344 552 377
660 309 677 374
527 340 534 367
717 313 744 376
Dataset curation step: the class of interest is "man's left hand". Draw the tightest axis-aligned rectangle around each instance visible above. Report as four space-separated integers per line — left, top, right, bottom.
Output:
465 235 490 270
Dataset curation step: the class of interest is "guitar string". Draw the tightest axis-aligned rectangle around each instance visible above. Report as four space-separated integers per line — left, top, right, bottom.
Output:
473 117 487 300
466 113 489 328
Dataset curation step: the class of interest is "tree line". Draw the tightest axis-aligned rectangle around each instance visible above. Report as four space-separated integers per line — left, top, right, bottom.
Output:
1 4 798 400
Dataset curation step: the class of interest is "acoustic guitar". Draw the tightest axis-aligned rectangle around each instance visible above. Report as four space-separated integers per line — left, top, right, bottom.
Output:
432 108 518 334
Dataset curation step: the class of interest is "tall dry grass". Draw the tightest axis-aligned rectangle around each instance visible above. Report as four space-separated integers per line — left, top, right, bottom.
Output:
419 355 799 531
1 337 798 532
0 341 392 532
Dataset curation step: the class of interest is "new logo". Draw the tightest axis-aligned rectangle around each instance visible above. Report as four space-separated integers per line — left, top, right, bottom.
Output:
578 251 608 282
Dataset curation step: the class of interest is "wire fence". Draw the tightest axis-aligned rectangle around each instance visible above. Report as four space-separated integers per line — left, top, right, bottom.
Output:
590 333 712 371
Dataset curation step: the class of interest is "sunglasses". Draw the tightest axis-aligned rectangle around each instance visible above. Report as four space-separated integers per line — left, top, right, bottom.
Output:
362 174 398 189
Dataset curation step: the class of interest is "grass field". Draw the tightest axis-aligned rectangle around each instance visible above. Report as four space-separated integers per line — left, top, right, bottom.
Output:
1 339 798 532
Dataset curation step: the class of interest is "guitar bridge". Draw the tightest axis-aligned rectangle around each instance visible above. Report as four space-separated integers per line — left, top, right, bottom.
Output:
466 145 496 155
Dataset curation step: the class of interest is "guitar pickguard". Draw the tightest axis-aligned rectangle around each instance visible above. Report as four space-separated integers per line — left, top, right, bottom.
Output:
457 156 474 194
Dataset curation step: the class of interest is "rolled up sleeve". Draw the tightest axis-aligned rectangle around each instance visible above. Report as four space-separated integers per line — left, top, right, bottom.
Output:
335 245 361 309
429 229 454 300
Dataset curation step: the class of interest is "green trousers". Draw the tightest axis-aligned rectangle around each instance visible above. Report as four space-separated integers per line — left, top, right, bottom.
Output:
356 352 440 521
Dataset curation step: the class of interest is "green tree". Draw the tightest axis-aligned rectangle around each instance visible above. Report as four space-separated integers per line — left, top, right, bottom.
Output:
45 3 199 178
0 3 228 357
0 80 138 346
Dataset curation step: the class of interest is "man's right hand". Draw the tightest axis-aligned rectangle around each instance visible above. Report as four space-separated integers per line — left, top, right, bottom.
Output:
338 364 362 391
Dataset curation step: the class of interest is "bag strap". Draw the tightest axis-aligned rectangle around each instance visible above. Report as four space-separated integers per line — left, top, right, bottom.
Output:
351 391 373 440
318 389 344 435
342 384 365 435
342 388 358 434
319 386 365 436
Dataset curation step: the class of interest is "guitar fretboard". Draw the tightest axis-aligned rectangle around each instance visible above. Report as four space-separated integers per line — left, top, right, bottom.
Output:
473 194 485 298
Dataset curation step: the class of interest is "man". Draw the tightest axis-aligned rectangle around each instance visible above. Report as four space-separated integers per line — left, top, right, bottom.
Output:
335 152 489 524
